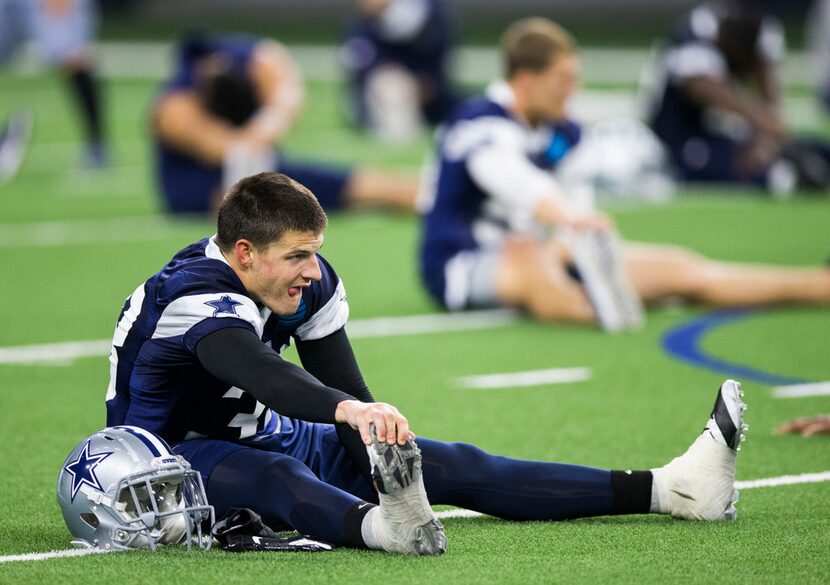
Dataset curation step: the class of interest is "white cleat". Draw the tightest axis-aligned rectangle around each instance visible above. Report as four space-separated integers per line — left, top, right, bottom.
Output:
568 230 644 332
652 380 746 520
0 110 33 185
366 425 446 555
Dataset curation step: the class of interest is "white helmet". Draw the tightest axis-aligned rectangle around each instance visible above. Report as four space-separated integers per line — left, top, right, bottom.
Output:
57 426 214 551
557 117 676 204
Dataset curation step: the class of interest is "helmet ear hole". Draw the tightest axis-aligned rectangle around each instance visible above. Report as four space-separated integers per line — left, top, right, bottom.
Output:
80 513 100 529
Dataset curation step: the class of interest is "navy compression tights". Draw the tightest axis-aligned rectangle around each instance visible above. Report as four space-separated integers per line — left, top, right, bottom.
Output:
205 438 616 546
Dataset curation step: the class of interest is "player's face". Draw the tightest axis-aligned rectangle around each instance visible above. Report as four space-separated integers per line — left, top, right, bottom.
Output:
528 53 580 124
249 230 324 315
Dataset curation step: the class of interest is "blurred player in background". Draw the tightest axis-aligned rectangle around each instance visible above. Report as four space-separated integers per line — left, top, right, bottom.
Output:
807 0 830 114
341 0 461 142
152 33 418 215
419 17 830 331
0 0 108 168
776 415 830 436
643 0 830 194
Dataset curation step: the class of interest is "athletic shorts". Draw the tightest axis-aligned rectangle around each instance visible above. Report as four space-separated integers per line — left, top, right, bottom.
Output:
173 417 374 501
439 248 503 311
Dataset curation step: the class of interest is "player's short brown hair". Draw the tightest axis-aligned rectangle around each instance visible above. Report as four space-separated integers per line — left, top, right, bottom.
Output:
216 172 328 251
502 17 577 78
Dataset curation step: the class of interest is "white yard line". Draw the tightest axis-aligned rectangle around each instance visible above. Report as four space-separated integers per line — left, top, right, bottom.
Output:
455 367 592 390
772 382 830 399
735 471 830 490
0 310 519 365
0 547 110 563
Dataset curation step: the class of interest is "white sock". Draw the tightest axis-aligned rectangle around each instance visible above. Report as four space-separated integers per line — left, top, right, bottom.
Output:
360 507 383 550
649 467 669 514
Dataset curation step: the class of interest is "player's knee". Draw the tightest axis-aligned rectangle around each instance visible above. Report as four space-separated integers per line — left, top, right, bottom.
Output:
262 455 315 487
525 289 594 324
664 246 708 291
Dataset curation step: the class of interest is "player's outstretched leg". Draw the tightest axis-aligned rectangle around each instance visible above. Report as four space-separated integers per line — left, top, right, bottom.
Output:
651 379 747 520
363 425 447 555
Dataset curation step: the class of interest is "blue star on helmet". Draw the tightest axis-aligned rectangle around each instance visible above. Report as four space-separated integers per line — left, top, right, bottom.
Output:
64 441 113 502
205 295 243 317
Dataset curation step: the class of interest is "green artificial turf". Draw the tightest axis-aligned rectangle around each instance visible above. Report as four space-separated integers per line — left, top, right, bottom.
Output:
0 70 828 584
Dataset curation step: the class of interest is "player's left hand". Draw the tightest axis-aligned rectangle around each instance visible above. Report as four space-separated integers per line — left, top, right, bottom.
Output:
334 399 413 446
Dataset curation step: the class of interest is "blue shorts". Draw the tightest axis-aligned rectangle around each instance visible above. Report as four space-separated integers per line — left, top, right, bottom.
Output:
173 417 373 501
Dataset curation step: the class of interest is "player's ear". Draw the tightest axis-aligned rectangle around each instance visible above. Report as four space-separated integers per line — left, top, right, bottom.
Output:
234 239 256 266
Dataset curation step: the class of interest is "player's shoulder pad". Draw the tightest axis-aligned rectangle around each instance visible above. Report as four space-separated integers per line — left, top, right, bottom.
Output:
151 238 263 340
441 98 520 162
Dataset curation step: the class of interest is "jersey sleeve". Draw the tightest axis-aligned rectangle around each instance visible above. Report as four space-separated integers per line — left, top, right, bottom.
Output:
450 116 566 222
151 261 264 354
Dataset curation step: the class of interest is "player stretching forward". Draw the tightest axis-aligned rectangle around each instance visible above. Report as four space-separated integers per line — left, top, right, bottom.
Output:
152 33 418 215
419 17 830 331
82 172 748 554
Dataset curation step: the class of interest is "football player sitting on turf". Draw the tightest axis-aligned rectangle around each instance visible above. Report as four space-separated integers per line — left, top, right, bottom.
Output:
152 33 418 215
341 0 461 142
419 17 830 331
642 0 830 194
101 171 747 554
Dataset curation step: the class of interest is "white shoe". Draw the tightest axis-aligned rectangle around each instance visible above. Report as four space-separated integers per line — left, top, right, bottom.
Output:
0 111 33 184
568 230 643 332
652 380 747 520
366 426 446 555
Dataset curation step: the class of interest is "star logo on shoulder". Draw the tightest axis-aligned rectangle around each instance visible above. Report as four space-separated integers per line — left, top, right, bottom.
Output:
205 295 243 316
64 441 112 502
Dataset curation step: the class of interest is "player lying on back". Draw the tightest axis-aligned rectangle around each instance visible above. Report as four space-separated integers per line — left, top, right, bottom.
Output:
58 172 750 553
419 17 830 331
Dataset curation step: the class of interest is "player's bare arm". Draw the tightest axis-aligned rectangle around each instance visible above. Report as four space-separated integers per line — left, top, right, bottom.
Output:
240 41 305 146
154 92 241 164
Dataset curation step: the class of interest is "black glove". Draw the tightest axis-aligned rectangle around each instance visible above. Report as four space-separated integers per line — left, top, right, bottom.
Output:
211 508 334 553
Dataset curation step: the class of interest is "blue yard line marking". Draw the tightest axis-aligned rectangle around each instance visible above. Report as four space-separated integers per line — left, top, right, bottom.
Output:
661 308 808 386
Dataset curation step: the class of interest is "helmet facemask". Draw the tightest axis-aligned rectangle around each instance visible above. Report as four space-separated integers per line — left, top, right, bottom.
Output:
110 461 214 551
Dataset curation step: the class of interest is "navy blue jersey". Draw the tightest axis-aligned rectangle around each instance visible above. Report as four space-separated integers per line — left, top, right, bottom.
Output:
154 36 258 214
419 81 580 306
105 236 349 445
153 35 351 214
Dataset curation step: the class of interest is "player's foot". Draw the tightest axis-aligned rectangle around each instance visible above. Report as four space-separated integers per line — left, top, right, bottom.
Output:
366 426 446 555
569 230 644 332
82 142 109 170
651 380 747 520
0 111 33 184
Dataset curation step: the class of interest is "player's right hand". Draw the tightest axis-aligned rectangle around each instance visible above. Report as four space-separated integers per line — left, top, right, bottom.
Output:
334 399 412 446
